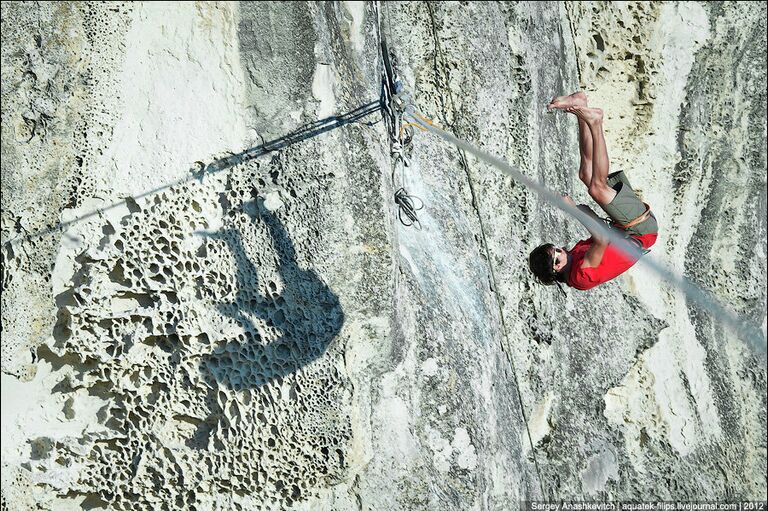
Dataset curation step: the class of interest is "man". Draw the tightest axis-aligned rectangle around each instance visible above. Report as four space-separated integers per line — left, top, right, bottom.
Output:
528 92 658 291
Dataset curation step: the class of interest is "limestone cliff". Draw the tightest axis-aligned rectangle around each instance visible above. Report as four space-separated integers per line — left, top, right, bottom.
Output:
1 2 765 510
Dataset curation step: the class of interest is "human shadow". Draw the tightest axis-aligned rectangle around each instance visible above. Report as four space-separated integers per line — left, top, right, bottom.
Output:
199 199 344 390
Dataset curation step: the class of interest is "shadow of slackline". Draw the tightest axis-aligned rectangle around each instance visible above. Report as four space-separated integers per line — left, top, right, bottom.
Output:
3 100 381 247
199 199 344 390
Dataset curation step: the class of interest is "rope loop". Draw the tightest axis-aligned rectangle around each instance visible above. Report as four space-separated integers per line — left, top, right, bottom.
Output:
381 36 424 229
394 188 423 229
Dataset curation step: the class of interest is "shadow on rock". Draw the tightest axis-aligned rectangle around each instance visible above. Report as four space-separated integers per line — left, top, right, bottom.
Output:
199 199 344 390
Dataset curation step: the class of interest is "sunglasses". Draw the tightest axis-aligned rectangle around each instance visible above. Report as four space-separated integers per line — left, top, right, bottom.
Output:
551 248 562 272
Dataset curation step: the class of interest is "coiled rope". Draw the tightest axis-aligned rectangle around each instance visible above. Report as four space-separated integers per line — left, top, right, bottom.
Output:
393 187 424 229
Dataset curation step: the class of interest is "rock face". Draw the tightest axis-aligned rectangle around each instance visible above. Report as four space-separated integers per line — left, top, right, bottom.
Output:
1 2 765 510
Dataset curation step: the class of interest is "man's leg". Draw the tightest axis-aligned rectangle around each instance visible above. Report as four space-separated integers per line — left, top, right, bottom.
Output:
548 92 592 187
566 105 617 206
577 115 593 188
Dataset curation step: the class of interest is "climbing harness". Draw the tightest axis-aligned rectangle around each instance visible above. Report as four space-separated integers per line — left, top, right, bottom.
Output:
379 33 424 229
612 202 652 231
610 224 652 256
598 205 653 256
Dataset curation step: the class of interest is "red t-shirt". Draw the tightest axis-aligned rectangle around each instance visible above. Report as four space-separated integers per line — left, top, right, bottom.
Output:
566 233 658 290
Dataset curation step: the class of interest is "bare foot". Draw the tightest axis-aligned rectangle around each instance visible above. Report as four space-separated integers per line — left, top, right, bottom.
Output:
547 91 587 111
564 105 603 125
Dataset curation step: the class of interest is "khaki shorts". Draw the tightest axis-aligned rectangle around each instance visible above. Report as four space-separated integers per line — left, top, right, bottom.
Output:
598 171 658 236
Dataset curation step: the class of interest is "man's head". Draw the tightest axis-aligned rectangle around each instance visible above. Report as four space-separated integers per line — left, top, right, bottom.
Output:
529 243 568 285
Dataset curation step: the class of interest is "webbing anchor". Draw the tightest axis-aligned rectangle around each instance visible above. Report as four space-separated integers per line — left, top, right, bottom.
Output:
381 37 424 229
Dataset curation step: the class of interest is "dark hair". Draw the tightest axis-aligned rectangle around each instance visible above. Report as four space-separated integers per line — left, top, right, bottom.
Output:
529 243 559 285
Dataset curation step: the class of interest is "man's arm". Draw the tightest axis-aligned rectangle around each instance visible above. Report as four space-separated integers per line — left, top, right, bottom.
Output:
563 196 609 269
576 204 609 268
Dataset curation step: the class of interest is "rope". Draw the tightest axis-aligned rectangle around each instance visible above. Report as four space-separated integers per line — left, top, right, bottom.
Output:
400 122 427 138
378 19 424 229
405 106 767 355
393 187 424 229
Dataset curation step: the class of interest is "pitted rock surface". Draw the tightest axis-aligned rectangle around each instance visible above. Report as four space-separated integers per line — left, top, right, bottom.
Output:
2 2 765 510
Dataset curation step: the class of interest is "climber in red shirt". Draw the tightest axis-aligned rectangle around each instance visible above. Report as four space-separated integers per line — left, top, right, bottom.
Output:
528 91 658 291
